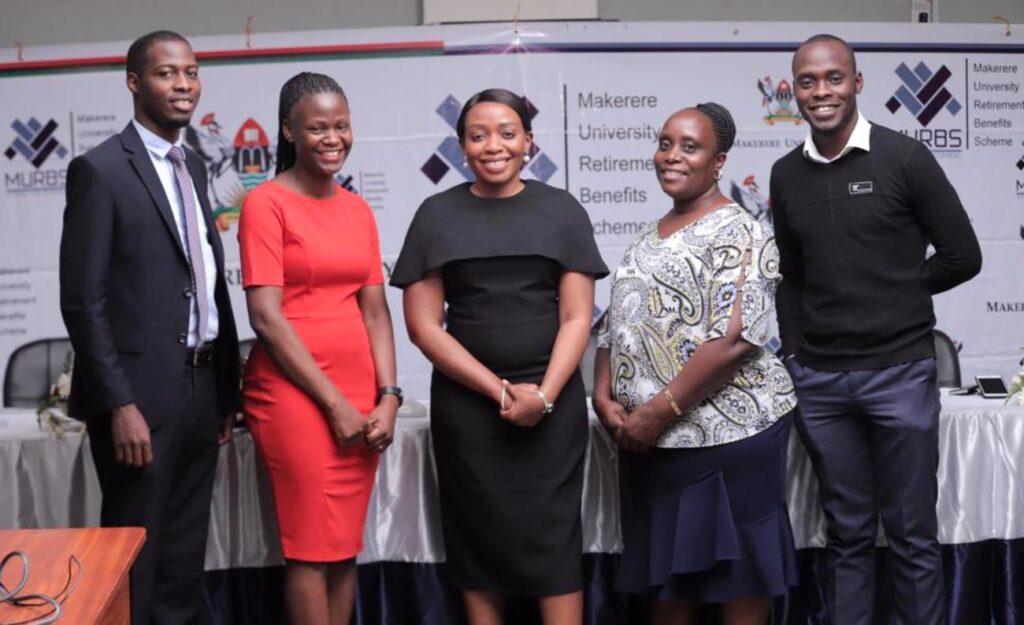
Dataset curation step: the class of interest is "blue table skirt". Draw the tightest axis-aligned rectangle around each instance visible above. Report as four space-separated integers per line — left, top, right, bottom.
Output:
201 540 1023 625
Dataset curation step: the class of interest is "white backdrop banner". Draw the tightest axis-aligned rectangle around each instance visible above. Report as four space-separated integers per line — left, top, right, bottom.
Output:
1 22 1022 401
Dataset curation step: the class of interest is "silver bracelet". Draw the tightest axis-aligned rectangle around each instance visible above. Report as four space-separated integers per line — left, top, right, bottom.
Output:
534 389 555 414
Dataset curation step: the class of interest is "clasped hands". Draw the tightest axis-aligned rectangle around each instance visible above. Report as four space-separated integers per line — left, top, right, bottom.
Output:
326 394 397 453
498 380 548 427
593 397 670 454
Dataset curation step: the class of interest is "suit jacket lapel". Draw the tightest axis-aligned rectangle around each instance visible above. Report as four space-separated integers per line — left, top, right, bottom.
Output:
120 123 188 263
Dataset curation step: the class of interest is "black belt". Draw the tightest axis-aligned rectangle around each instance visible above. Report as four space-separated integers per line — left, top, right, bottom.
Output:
186 343 215 367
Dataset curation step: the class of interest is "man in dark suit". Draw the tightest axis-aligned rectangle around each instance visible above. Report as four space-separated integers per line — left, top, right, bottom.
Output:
59 30 240 625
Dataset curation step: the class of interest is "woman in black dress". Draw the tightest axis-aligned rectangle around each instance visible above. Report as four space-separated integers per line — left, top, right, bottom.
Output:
391 88 607 625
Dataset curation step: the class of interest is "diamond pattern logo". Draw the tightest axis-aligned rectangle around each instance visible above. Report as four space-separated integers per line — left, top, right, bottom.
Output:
5 117 69 168
885 62 962 127
420 94 558 185
334 173 356 193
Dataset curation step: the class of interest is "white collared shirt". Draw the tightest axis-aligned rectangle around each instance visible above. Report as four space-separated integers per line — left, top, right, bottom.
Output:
132 119 220 347
802 111 872 164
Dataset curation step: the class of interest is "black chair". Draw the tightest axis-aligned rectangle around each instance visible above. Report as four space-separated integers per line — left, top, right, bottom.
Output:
3 338 72 408
3 337 260 409
933 329 961 388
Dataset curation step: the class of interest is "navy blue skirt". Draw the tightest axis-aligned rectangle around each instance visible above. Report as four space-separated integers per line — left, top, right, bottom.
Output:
615 413 798 602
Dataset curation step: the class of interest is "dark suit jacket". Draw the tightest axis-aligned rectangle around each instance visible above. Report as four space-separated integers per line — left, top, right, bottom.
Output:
60 122 240 427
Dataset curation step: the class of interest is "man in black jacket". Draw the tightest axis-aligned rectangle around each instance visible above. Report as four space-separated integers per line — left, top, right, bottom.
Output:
59 30 239 625
770 34 981 625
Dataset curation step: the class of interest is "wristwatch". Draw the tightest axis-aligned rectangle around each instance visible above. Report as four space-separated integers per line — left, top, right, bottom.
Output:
376 386 403 407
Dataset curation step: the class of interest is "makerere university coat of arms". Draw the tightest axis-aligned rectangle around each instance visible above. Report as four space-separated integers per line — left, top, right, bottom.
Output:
757 76 803 125
184 113 274 231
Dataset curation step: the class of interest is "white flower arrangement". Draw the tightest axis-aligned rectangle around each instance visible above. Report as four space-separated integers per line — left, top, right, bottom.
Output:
37 350 84 438
1006 348 1024 406
1008 367 1024 407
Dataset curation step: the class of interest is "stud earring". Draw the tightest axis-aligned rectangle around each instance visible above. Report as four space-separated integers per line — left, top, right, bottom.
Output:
523 154 531 163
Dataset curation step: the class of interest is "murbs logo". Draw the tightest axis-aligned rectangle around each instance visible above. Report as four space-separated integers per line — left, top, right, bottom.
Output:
886 62 964 152
5 118 68 167
756 76 802 125
184 113 273 231
4 117 69 193
421 94 558 185
886 62 961 127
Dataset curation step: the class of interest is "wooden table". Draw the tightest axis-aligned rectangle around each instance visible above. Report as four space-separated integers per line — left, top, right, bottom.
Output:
0 527 144 625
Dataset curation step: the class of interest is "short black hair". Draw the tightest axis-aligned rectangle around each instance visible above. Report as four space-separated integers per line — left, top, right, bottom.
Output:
456 88 533 144
126 30 190 76
275 72 348 175
694 102 736 154
794 33 858 75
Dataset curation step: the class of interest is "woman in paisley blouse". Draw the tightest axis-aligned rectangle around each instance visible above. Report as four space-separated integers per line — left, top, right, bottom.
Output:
593 103 798 625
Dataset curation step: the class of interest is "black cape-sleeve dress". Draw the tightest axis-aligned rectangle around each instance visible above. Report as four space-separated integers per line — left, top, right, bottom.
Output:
391 180 608 594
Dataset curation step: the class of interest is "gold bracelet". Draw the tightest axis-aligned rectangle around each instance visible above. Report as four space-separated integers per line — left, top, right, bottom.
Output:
663 388 683 417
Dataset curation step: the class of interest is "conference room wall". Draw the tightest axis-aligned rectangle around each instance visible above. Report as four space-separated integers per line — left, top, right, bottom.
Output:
1 21 1020 405
1 0 1022 49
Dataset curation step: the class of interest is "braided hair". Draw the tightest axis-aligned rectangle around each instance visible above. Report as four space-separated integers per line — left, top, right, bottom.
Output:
694 102 736 155
275 72 347 175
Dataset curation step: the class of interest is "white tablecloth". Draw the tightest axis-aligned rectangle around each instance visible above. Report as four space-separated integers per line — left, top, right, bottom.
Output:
785 391 1024 547
2 391 1021 571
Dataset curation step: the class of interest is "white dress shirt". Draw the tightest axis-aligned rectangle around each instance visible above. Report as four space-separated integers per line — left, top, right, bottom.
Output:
802 110 872 164
132 119 220 347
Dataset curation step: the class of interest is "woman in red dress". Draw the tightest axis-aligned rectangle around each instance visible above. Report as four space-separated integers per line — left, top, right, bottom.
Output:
239 72 399 625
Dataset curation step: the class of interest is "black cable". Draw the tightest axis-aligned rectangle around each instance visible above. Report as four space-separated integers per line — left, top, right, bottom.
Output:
0 551 84 625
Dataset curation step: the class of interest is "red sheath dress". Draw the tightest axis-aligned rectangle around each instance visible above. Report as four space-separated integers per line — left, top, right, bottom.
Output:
239 181 382 561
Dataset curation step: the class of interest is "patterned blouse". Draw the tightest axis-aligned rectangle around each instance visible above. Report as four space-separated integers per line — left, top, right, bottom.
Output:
597 204 796 448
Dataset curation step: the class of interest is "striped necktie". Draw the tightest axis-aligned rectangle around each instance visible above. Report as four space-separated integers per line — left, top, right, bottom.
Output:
167 145 209 345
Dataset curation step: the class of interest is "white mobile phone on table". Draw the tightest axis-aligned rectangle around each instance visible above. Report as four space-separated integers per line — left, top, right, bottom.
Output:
975 375 1008 399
